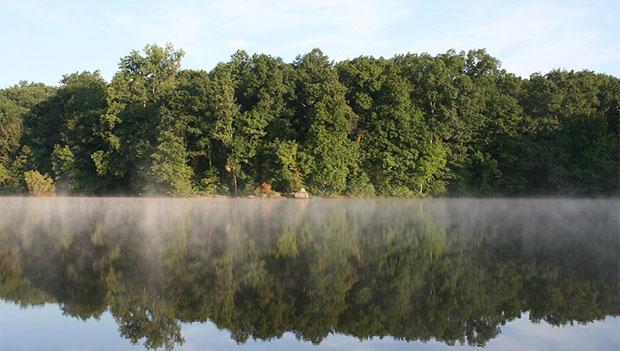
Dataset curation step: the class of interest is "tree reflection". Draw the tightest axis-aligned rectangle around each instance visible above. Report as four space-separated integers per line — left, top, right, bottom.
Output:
0 199 618 350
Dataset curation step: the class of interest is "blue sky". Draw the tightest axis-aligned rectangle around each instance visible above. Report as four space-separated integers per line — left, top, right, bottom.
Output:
1 0 618 88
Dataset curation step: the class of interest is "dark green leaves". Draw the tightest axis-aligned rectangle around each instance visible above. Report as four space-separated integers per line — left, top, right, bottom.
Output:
1 46 618 196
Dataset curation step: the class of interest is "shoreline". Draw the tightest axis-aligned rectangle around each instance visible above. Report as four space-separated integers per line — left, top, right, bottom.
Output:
1 195 618 201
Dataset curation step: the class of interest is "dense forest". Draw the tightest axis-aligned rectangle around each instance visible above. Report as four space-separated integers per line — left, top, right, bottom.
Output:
1 199 618 349
0 44 618 197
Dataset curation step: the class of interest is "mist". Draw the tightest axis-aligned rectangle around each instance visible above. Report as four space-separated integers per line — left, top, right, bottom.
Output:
1 197 618 350
2 197 617 243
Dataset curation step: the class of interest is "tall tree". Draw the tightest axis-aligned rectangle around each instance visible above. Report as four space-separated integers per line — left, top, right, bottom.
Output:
338 57 446 196
0 82 55 191
94 44 186 193
292 49 358 195
233 53 296 192
205 60 242 195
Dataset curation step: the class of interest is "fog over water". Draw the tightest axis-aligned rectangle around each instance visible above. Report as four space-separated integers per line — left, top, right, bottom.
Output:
1 198 619 350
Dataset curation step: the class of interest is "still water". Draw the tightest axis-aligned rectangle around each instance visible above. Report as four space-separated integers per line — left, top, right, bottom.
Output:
0 198 618 350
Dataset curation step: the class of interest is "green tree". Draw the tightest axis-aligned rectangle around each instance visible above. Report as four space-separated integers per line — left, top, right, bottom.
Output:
517 70 620 195
0 82 55 191
57 72 109 193
292 49 358 195
95 44 185 193
17 72 108 193
205 60 242 195
233 53 296 193
338 57 446 196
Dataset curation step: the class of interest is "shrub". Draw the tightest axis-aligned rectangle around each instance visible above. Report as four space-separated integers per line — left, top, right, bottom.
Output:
346 171 376 198
24 171 55 196
197 170 221 195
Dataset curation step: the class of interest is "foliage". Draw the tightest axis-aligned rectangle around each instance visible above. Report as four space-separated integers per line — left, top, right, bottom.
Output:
267 140 303 192
293 49 358 195
0 45 618 196
51 144 75 192
23 170 55 196
0 82 55 191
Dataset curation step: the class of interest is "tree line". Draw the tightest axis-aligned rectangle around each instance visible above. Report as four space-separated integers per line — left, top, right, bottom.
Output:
0 44 618 196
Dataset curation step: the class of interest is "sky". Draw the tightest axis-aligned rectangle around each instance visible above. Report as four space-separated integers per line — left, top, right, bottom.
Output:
1 0 619 88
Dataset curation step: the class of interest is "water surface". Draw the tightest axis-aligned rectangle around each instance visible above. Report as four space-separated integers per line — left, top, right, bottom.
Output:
1 198 618 350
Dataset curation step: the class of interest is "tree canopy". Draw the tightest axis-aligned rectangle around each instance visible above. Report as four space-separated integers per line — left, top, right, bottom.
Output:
1 44 618 196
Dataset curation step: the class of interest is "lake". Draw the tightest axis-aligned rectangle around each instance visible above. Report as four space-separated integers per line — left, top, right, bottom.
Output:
0 198 618 350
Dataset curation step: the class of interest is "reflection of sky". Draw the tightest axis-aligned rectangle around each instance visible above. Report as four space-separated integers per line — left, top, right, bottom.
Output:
0 301 143 351
2 301 619 351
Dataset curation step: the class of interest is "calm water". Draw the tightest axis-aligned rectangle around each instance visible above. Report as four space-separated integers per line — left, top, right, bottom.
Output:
0 198 618 350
